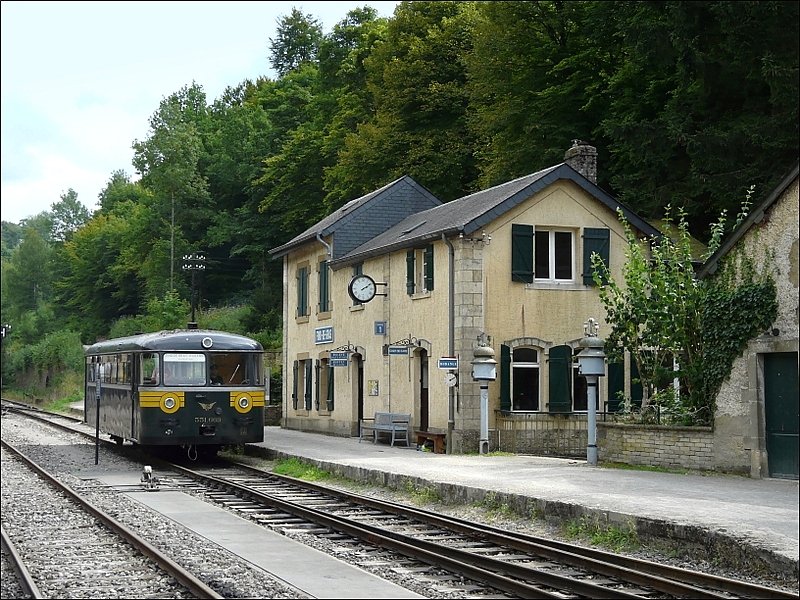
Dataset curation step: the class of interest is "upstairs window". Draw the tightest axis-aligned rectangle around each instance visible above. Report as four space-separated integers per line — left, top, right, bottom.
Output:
535 229 574 282
406 245 434 295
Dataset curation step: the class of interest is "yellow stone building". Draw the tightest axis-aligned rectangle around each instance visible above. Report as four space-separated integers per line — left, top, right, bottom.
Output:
269 142 661 453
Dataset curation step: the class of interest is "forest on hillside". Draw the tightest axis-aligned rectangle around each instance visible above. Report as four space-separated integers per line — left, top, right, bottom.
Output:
1 1 797 395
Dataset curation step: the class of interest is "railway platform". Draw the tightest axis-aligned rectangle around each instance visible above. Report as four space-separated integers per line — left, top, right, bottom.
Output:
249 425 799 577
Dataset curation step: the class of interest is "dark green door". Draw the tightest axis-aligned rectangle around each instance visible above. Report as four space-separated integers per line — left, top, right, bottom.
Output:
764 352 799 479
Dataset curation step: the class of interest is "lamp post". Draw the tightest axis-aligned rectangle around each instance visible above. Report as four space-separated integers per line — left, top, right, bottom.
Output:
471 333 497 455
181 252 206 327
575 317 606 466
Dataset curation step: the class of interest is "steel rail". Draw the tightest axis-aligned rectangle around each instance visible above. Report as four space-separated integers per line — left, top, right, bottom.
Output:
1 439 223 600
1 524 44 599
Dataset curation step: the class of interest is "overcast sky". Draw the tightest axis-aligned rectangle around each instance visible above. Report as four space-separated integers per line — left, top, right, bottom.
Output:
1 1 400 224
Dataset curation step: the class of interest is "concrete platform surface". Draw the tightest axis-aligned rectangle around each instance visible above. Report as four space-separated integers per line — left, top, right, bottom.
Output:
251 426 799 573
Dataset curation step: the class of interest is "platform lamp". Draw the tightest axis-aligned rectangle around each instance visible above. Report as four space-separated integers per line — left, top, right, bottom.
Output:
575 318 606 466
471 333 497 455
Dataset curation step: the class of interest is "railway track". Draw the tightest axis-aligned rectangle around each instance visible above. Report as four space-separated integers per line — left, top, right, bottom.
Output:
3 399 797 599
1 438 221 599
169 460 797 599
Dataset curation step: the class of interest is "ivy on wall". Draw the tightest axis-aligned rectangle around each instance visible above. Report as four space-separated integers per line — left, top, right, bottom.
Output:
592 205 778 426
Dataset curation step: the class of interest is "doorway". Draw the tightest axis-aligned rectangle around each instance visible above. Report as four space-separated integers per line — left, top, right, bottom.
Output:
764 352 799 479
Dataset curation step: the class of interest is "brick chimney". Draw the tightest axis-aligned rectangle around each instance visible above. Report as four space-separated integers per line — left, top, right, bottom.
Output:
564 140 597 184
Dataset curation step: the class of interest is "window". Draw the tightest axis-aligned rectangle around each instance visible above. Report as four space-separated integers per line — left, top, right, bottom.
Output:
318 259 330 313
315 358 335 412
292 358 313 410
296 265 309 317
163 353 206 386
535 229 574 282
511 347 540 411
141 353 159 385
209 353 263 386
406 245 434 295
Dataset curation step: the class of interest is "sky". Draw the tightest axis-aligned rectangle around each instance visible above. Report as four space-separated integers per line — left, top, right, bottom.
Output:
0 0 400 224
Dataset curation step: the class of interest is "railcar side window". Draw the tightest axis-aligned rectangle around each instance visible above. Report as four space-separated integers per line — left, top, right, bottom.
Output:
141 353 159 385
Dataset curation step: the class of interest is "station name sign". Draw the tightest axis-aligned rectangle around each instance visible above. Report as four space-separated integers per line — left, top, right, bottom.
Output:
438 357 458 370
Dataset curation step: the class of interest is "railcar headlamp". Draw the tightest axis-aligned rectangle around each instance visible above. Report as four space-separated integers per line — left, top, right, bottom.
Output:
164 396 176 410
237 395 250 410
202 337 213 349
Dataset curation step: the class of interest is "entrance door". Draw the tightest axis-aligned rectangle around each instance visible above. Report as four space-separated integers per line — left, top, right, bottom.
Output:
419 350 429 431
353 353 364 425
764 352 799 479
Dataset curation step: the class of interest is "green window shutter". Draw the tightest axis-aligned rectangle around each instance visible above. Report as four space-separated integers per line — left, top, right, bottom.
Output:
583 228 610 285
424 245 434 291
291 360 298 410
500 344 511 411
314 360 321 411
297 267 308 316
319 261 329 312
548 344 572 413
406 250 416 294
304 360 313 410
607 360 625 412
511 224 534 283
327 365 335 411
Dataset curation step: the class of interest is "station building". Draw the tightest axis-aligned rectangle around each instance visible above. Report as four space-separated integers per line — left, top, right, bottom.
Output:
269 141 662 453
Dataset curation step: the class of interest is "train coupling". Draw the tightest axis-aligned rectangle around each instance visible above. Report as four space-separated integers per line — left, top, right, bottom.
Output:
140 465 160 491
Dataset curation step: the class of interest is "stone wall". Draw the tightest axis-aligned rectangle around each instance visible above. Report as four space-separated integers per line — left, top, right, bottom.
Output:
598 422 714 471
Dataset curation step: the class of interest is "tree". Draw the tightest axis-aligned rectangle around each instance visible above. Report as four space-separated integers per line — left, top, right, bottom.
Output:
50 188 91 242
269 8 323 77
3 227 54 316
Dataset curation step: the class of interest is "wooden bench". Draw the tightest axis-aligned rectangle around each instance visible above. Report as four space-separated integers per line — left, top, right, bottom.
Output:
415 430 446 454
359 412 412 447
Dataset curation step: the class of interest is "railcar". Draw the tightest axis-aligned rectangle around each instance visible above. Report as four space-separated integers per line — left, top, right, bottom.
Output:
84 328 265 458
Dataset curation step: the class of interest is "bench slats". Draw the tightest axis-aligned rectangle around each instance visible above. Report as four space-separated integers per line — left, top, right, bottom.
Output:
359 412 412 447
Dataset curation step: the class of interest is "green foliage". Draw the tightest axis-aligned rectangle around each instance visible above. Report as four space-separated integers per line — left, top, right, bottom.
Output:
5 329 84 400
563 516 640 552
593 205 778 425
273 457 332 482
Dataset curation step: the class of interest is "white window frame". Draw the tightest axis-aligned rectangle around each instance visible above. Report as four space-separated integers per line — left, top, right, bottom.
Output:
535 229 575 282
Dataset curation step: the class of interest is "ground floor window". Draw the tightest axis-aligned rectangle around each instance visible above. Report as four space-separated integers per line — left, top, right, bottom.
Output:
512 347 540 411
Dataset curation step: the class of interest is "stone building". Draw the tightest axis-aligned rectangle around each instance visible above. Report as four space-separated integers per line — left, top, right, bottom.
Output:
269 142 662 454
699 163 799 479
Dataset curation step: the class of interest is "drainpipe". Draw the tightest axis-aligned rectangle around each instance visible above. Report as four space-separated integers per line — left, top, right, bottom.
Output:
443 232 456 454
316 233 332 257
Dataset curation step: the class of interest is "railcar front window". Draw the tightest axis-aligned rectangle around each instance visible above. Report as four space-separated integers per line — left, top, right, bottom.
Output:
209 353 263 386
163 353 206 386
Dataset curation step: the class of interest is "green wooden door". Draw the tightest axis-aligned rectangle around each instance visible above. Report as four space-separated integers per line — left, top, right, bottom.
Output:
764 352 798 479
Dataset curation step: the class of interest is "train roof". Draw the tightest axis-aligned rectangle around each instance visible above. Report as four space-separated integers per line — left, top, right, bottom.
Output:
84 329 264 355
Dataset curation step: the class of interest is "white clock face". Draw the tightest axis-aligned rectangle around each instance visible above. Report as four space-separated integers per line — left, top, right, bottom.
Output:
350 275 376 302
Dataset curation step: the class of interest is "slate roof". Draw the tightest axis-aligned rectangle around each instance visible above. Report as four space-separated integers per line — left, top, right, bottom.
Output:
268 175 442 260
698 162 799 278
330 163 661 268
